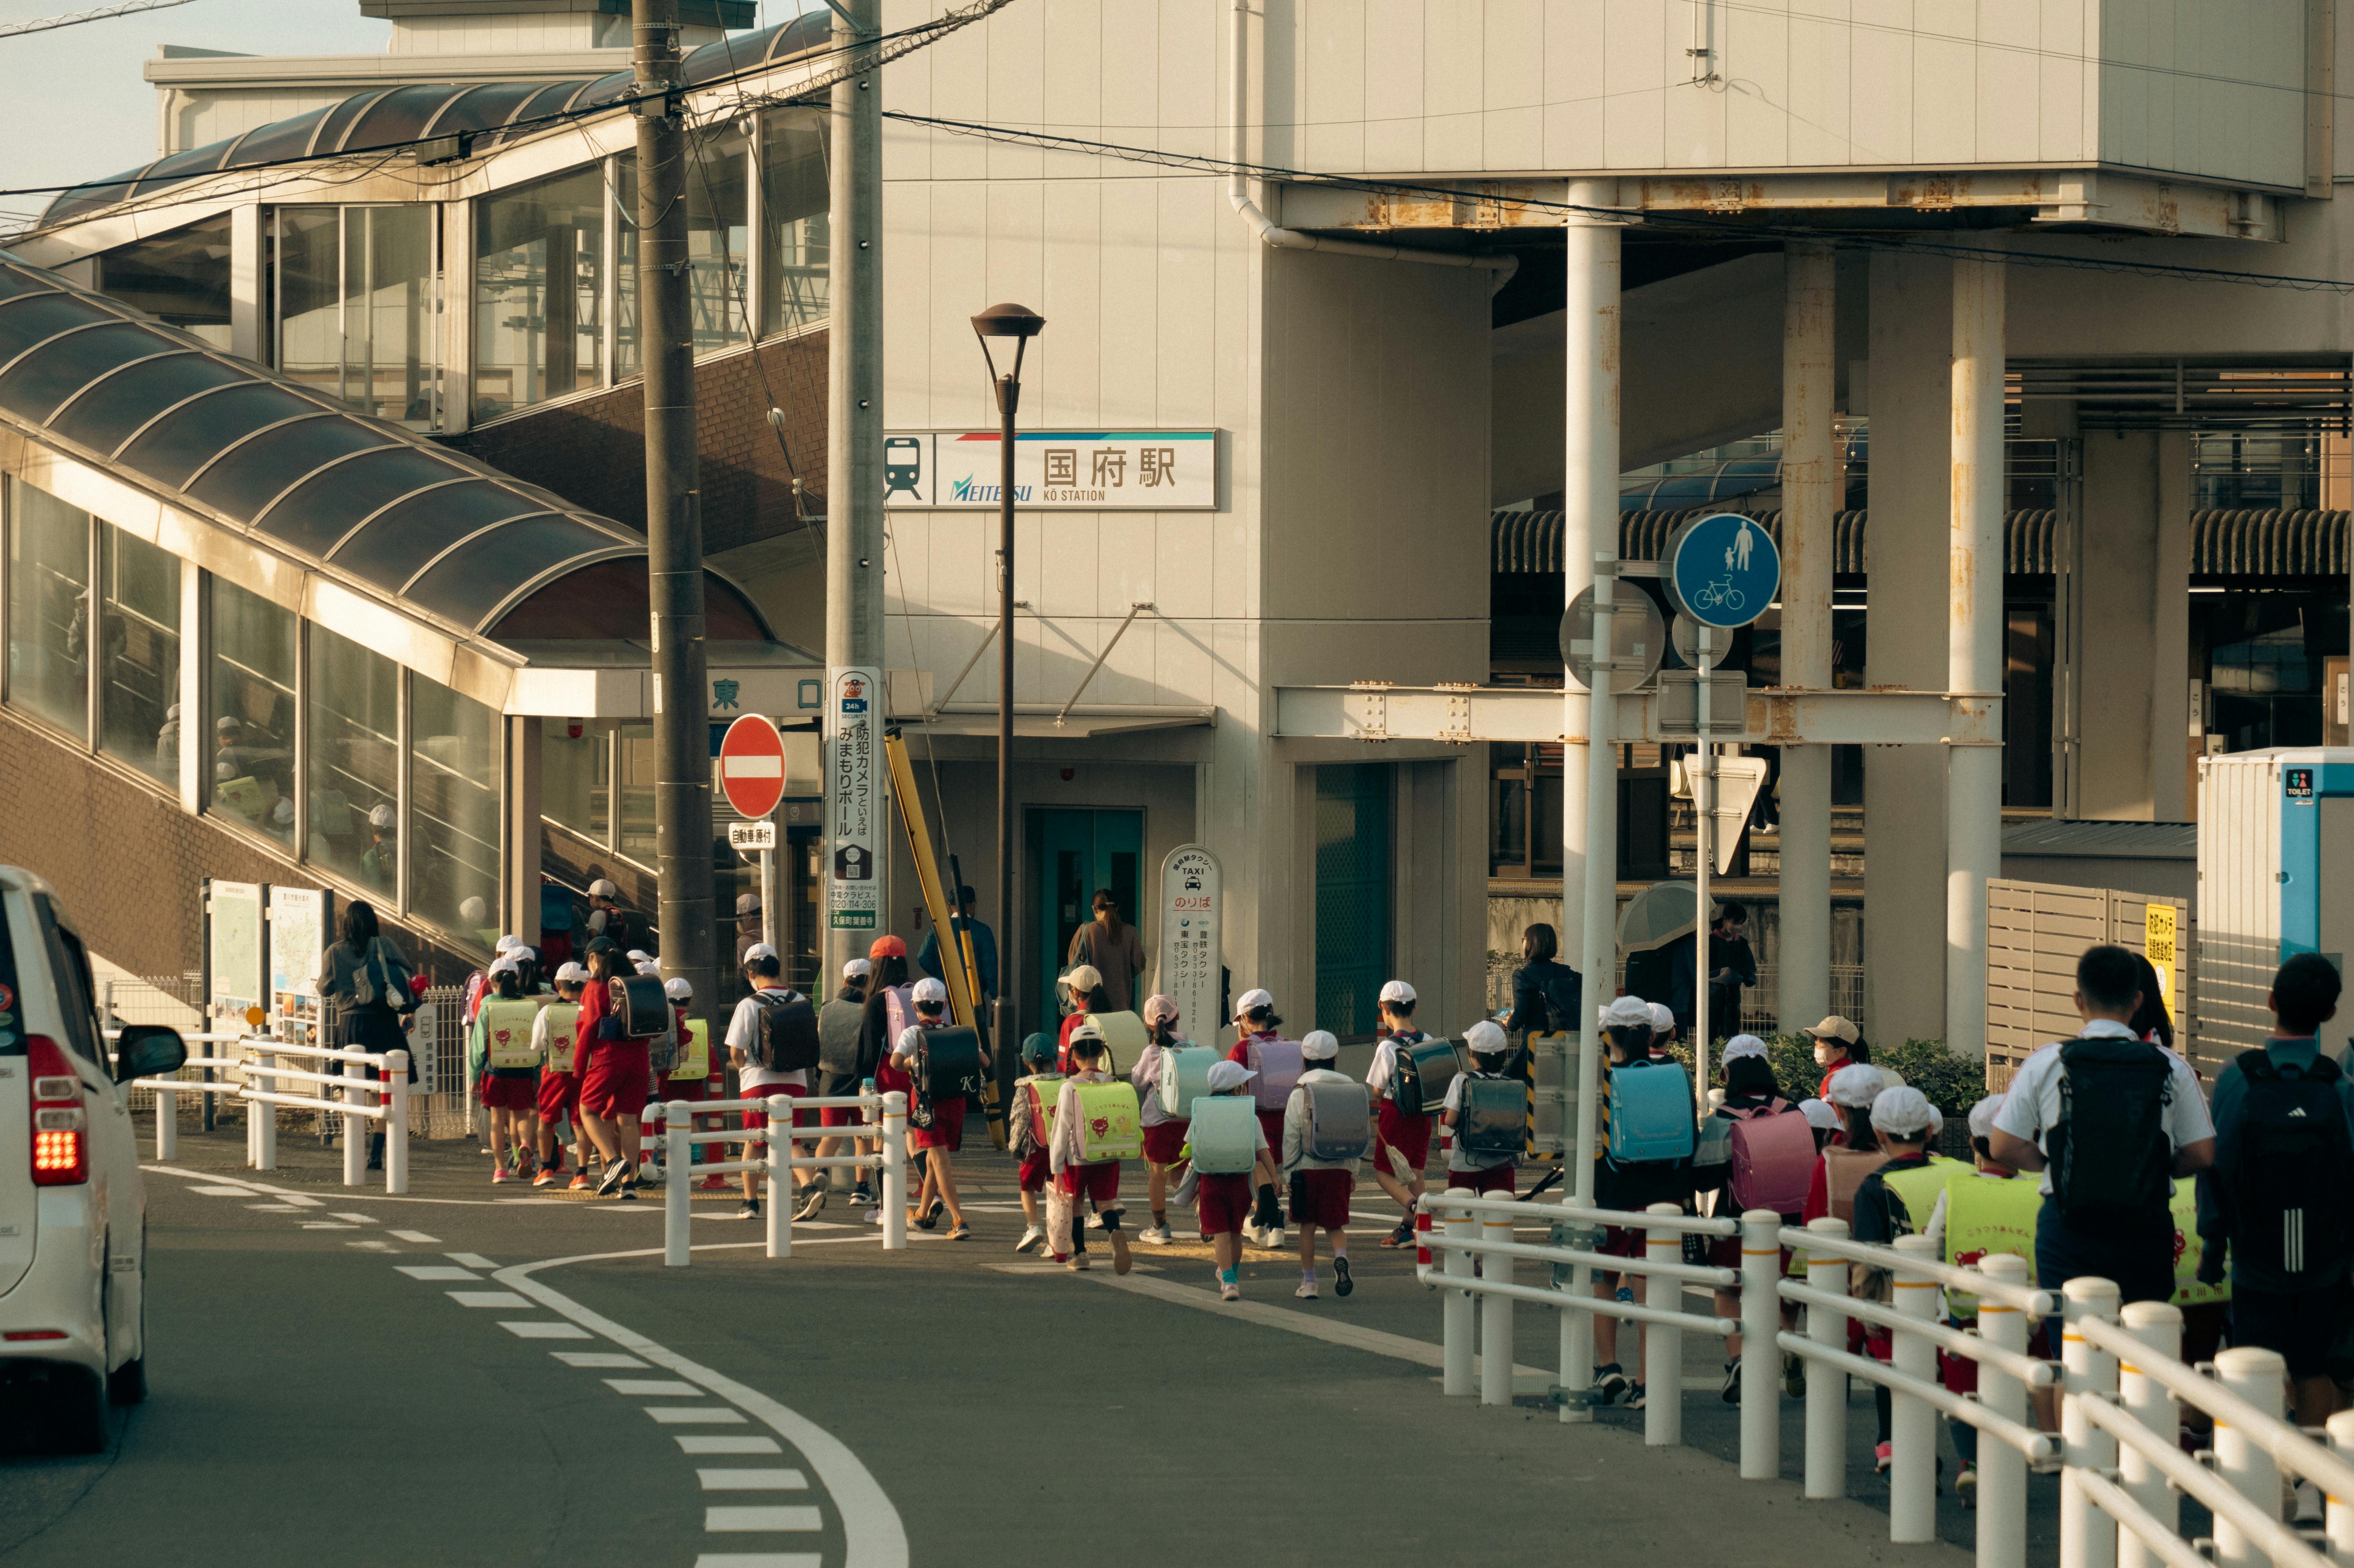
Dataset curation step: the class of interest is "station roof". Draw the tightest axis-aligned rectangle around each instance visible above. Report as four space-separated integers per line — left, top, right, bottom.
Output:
0 252 773 647
41 10 829 227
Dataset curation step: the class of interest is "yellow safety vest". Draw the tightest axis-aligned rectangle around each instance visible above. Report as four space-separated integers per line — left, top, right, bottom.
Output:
480 998 542 1070
1071 1080 1142 1162
1942 1168 2042 1317
670 1018 710 1081
1876 1154 1968 1235
2170 1177 2228 1307
541 1002 582 1074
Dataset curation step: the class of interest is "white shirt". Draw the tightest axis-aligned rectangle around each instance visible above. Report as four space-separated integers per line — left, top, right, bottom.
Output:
726 985 808 1092
1131 1037 1179 1127
1442 1067 1516 1172
1989 1019 2213 1196
1281 1065 1363 1176
1049 1068 1116 1174
892 1022 932 1061
1364 1031 1429 1101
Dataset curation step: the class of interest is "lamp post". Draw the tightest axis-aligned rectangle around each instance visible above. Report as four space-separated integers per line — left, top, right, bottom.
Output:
971 303 1044 1078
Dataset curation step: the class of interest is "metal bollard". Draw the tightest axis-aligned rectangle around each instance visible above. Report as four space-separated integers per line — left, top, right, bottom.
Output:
1976 1254 2034 1568
383 1051 409 1195
1739 1209 1781 1480
2117 1300 2183 1568
2212 1346 2286 1568
880 1092 908 1251
1890 1235 1940 1544
1441 1196 1474 1397
342 1058 367 1187
1644 1202 1682 1447
664 1100 691 1267
2325 1409 2354 1566
1804 1216 1850 1500
154 1083 177 1162
1481 1207 1515 1408
766 1094 791 1260
2059 1276 2124 1568
252 1048 277 1171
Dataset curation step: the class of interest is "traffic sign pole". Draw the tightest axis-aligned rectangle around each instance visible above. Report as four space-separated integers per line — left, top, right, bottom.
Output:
1694 623 1714 1090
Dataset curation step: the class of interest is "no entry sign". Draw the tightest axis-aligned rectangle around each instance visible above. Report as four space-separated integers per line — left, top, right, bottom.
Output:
718 714 787 820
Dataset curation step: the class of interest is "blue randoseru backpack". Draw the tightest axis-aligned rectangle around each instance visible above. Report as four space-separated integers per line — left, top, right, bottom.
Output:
1607 1057 1695 1164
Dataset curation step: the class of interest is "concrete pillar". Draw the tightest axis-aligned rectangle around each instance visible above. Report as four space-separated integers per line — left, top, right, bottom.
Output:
2079 431 2193 821
1778 240 1836 1033
1946 244 2005 1058
1862 250 1951 1046
178 564 205 814
505 716 544 945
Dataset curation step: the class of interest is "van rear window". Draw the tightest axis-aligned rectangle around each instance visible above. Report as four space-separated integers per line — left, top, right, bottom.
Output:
0 892 22 1056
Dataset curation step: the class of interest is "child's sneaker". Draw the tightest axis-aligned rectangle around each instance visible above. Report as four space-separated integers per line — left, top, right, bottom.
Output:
1333 1255 1354 1297
1874 1442 1892 1475
1593 1364 1629 1405
1219 1280 1240 1302
1783 1350 1807 1398
698 1174 730 1192
1955 1464 1978 1506
567 1172 592 1191
1137 1224 1173 1244
1066 1253 1091 1271
1720 1357 1741 1403
491 1167 511 1185
1295 1280 1319 1299
1014 1226 1045 1254
1263 1224 1287 1250
531 1167 558 1188
1624 1383 1648 1410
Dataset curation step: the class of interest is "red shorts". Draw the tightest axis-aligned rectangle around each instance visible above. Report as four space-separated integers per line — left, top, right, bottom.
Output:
579 1042 651 1119
1018 1149 1051 1193
479 1073 539 1112
1375 1102 1433 1176
1598 1225 1646 1260
1254 1108 1285 1156
1196 1172 1255 1237
1447 1164 1515 1198
742 1084 811 1150
912 1095 965 1153
1708 1236 1795 1275
1059 1162 1121 1202
536 1070 580 1122
662 1073 711 1102
1141 1121 1188 1165
1289 1168 1352 1230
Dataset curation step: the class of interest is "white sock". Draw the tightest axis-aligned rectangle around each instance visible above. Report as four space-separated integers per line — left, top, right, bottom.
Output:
1301 1267 1317 1284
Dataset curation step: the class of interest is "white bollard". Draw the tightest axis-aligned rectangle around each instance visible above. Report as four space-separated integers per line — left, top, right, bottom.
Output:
1481 1208 1515 1408
2117 1300 2183 1568
766 1094 791 1260
1804 1217 1849 1500
383 1052 409 1196
154 1084 177 1162
1890 1235 1940 1544
252 1048 277 1171
2212 1346 2286 1568
664 1100 691 1267
1644 1202 1683 1447
2325 1409 2354 1566
1442 1196 1475 1397
880 1092 908 1251
1975 1253 2033 1568
1558 1210 1594 1426
342 1058 367 1187
1739 1209 1781 1480
2059 1276 2123 1568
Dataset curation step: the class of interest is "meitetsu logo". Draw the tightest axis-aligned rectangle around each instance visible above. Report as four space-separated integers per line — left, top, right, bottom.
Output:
949 478 1032 503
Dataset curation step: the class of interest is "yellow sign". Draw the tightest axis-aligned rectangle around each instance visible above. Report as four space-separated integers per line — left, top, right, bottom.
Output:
2145 904 2177 967
244 1006 268 1029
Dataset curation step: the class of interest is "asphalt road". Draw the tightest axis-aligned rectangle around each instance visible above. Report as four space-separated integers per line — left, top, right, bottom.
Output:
0 1127 2004 1566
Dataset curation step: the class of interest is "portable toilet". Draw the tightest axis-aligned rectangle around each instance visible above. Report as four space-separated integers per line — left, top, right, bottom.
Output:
2196 748 2354 1064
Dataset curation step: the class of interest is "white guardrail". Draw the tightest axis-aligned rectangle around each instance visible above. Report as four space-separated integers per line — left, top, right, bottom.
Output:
658 1091 910 1266
1419 1191 2354 1568
110 1029 410 1196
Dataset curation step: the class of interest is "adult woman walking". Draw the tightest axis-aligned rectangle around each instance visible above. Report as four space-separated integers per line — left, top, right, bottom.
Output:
313 901 417 1170
1066 890 1147 1014
1504 922 1582 1035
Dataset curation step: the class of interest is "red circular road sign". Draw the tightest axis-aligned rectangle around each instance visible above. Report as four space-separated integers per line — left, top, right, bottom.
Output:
718 714 787 819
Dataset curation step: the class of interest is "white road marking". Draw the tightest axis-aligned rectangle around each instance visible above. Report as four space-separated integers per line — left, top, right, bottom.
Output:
445 1251 497 1268
395 1265 478 1280
448 1291 531 1308
247 1204 300 1212
678 1436 782 1455
188 1184 253 1196
347 1240 395 1252
605 1378 702 1396
693 1555 819 1568
699 1469 809 1491
390 1230 441 1244
555 1352 647 1369
331 1213 377 1224
986 1262 1162 1275
705 1507 821 1532
500 1321 592 1339
281 1196 325 1208
143 1167 513 1210
301 1222 359 1230
647 1406 749 1425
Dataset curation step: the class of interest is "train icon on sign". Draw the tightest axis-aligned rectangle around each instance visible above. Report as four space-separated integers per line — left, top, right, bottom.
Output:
884 437 923 496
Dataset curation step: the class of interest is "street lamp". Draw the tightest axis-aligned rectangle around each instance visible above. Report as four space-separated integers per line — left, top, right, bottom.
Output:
971 302 1044 1082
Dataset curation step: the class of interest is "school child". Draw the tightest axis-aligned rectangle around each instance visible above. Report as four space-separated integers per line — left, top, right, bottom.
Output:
1797 1098 1839 1151
1130 994 1191 1244
1009 1030 1061 1254
1226 988 1300 1248
1049 1028 1137 1273
574 943 650 1199
1697 1035 1813 1403
1843 1084 1962 1474
1802 1064 1890 1222
639 976 699 1188
1588 995 1696 1409
895 977 981 1241
1189 1059 1277 1302
468 958 541 1185
531 962 588 1187
1364 979 1437 1249
1058 964 1110 1070
725 951 811 1222
1282 1031 1365 1300
1441 1021 1521 1198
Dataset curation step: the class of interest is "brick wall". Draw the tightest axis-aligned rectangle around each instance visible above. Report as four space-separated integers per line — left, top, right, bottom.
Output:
0 706 477 988
443 329 829 559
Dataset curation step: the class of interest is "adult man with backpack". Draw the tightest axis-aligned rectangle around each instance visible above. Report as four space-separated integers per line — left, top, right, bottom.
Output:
723 950 819 1222
810 957 876 1208
2197 952 2354 1434
1990 943 2214 1305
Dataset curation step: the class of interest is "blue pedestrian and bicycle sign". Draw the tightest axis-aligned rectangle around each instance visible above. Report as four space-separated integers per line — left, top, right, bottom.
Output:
1665 512 1779 630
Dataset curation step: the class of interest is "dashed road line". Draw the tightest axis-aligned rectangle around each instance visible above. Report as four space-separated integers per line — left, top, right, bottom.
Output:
555 1351 646 1369
331 1212 377 1224
501 1320 592 1339
606 1379 703 1396
679 1436 782 1455
706 1506 820 1531
445 1251 497 1268
395 1265 478 1280
693 1554 819 1568
390 1230 441 1244
699 1469 809 1491
448 1291 532 1308
647 1406 750 1424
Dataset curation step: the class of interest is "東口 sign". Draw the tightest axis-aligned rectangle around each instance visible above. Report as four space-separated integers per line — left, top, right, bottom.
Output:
882 430 1217 510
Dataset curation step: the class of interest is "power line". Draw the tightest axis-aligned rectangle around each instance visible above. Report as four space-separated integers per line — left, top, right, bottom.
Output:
0 0 197 40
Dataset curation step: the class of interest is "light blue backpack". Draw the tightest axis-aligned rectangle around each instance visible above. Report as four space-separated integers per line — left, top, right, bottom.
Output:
1607 1058 1696 1164
1188 1095 1261 1175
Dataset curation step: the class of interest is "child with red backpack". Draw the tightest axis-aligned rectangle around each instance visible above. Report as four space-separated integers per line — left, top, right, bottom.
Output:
1697 1034 1813 1403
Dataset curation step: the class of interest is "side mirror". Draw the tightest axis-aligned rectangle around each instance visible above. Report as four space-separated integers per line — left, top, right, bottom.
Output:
113 1024 188 1085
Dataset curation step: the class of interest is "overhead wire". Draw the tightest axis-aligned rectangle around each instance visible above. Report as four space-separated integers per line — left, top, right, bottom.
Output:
0 0 196 40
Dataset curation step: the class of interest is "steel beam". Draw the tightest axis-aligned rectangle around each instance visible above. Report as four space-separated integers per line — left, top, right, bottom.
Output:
1273 684 1996 749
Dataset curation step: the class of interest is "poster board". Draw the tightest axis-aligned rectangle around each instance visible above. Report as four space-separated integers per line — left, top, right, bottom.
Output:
205 880 266 1031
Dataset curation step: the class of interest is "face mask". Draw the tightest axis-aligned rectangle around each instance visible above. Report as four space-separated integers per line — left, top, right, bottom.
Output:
1813 1042 1831 1066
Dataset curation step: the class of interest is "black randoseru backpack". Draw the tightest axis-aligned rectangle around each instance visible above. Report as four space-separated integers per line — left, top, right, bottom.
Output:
2048 1037 2175 1224
753 991 821 1073
2220 1050 2354 1286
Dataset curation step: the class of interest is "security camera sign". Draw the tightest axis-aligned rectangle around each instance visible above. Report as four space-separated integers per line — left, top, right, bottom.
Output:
882 430 1218 509
826 666 882 931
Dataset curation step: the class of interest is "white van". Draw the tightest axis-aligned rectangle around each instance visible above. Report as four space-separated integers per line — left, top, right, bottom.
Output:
0 867 183 1452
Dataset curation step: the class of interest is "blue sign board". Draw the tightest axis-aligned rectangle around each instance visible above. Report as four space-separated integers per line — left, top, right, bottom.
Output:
1665 512 1779 630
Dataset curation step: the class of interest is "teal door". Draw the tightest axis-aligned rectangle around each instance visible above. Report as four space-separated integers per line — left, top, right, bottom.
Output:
1315 763 1393 1037
1029 808 1144 1033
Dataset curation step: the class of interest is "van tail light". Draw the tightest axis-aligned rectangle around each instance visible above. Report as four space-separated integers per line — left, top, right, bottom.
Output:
28 1035 88 1186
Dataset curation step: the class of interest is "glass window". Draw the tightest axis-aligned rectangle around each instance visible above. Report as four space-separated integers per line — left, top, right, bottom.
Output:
96 524 181 786
93 214 233 349
760 109 829 337
5 478 90 741
275 206 441 428
616 720 657 864
617 127 750 377
542 721 611 847
411 672 499 936
207 576 297 835
306 623 398 891
475 165 606 419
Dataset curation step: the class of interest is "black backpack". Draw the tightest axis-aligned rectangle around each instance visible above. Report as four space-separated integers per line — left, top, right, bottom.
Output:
2217 1050 2354 1286
2048 1036 2175 1224
816 998 865 1076
750 990 820 1073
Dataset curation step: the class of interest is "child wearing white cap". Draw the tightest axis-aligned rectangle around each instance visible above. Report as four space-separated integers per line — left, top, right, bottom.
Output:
1048 1025 1129 1273
1843 1084 1963 1474
1225 988 1297 1247
1363 979 1435 1249
1193 1059 1275 1301
1282 1031 1362 1300
1587 995 1680 1407
1800 1064 1891 1228
809 956 878 1207
1130 994 1190 1245
469 960 541 1184
1440 1020 1519 1198
725 949 813 1222
640 975 700 1189
531 962 590 1187
895 976 978 1241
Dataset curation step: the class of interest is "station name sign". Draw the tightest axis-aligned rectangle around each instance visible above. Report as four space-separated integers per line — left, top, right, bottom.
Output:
882 429 1217 510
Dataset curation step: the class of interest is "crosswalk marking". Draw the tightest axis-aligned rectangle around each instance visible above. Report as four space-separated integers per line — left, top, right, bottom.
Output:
677 1436 782 1454
646 1406 749 1424
698 1469 809 1491
500 1321 592 1339
705 1506 821 1532
447 1291 531 1308
445 1251 497 1268
692 1555 820 1568
388 1230 441 1244
395 1265 479 1281
555 1352 647 1369
604 1379 702 1396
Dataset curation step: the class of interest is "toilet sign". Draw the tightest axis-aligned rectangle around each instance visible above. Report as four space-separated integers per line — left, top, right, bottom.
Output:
1666 512 1779 630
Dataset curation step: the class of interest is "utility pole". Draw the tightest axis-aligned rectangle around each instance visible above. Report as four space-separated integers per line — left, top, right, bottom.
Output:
824 0 884 985
635 0 716 1018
